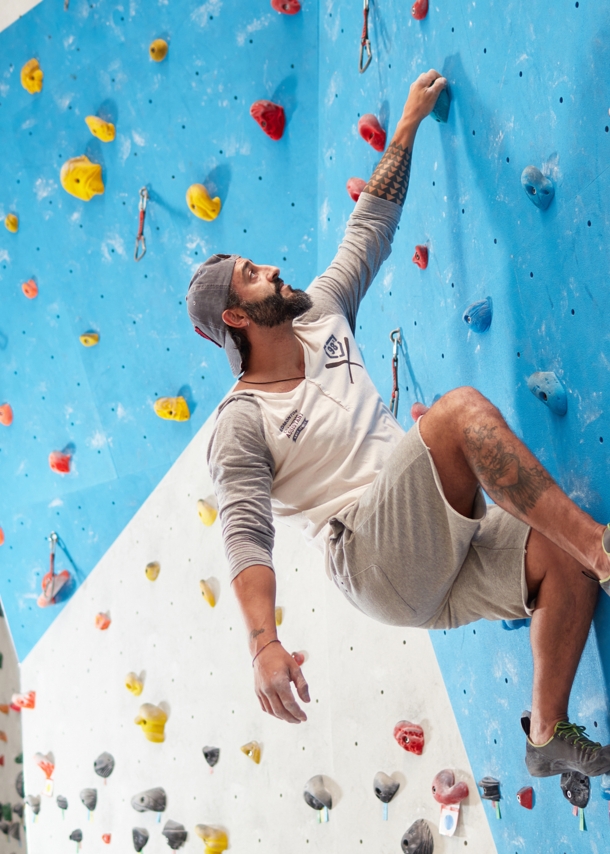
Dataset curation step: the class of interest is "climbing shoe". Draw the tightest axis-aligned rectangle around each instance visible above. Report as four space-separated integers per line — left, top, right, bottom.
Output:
522 711 610 777
599 524 610 596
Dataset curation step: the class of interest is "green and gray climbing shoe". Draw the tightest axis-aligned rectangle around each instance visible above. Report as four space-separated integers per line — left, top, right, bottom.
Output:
600 524 610 596
522 712 610 777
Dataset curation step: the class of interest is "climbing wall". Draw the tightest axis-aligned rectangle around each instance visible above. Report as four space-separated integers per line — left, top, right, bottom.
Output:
0 611 26 851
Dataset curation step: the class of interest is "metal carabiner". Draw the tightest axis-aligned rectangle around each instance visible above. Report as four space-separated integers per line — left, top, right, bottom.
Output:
49 531 58 558
134 187 148 262
389 328 402 417
359 0 373 73
390 327 402 356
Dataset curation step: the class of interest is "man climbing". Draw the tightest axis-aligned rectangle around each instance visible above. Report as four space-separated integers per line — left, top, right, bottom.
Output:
186 70 610 778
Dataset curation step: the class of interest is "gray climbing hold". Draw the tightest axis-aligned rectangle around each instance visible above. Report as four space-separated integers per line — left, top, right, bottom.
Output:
162 819 187 850
94 751 115 778
8 822 20 841
56 794 68 810
70 829 83 843
521 166 555 210
478 776 501 800
303 775 332 811
133 827 150 852
561 771 590 808
80 788 97 811
131 787 166 813
463 297 492 333
401 818 434 853
373 771 399 803
0 821 9 836
431 87 451 123
12 803 23 819
25 795 40 815
202 746 220 768
527 371 567 416
15 772 23 799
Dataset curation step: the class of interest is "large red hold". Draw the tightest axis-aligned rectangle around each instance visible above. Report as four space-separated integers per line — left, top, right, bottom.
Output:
0 404 13 426
412 245 428 269
393 720 425 755
346 178 366 202
250 100 286 141
431 769 469 805
412 0 428 20
358 114 386 152
271 0 301 13
517 786 533 809
49 451 71 474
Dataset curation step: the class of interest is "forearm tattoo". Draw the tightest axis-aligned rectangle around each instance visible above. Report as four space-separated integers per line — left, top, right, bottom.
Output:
463 424 554 515
249 628 265 643
363 141 413 205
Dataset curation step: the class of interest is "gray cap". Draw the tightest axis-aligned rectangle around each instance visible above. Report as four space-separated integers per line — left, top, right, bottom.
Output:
186 254 242 376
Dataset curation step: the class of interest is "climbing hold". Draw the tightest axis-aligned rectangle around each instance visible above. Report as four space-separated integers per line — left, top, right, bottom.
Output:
94 752 115 778
527 371 567 416
125 672 144 696
561 771 590 808
431 770 469 805
69 829 83 843
80 788 97 811
60 155 105 201
133 828 150 852
26 795 41 814
478 777 501 800
145 561 160 581
412 245 428 269
240 741 261 764
38 564 71 608
134 703 168 743
131 788 166 813
462 297 493 333
11 691 35 710
0 806 9 822
85 116 116 143
102 834 111 843
15 771 24 798
21 59 43 93
202 746 220 767
517 785 533 809
0 732 7 742
0 706 6 715
373 770 399 804
292 651 305 665
401 818 434 853
0 405 13 426
199 579 216 608
49 450 71 474
95 612 111 630
411 0 428 19
430 87 451 123
8 823 19 841
195 825 228 853
358 114 386 151
521 166 555 210
393 720 425 755
4 214 18 233
186 184 222 222
275 606 283 626
34 752 55 779
79 332 100 347
197 497 218 526
154 396 190 421
162 819 187 850
271 0 301 13
22 279 38 299
304 775 332 812
0 531 4 547
12 803 24 819
502 618 529 630
346 177 366 202
57 795 68 811
149 39 168 61
250 100 286 141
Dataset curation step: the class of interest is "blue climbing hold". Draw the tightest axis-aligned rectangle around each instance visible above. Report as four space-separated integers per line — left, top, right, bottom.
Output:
463 298 492 333
502 619 530 631
527 371 567 416
521 166 555 211
431 87 451 123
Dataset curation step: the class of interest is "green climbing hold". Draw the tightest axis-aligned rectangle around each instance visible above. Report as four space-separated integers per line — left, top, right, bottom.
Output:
14 754 22 764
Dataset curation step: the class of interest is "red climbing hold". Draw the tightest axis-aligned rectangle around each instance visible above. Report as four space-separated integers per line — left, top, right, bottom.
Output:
346 178 366 202
271 0 301 13
517 786 533 809
358 114 386 152
0 529 4 546
292 651 305 666
49 451 71 474
250 100 285 141
0 757 3 766
102 834 111 844
22 279 38 299
432 769 469 805
0 405 13 427
411 0 428 20
38 569 71 608
393 720 425 755
412 245 428 269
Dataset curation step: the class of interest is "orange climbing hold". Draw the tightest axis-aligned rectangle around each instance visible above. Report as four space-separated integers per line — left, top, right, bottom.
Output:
102 833 111 844
0 530 4 547
250 100 285 141
38 569 71 608
271 0 301 12
49 451 71 474
22 279 38 299
0 405 13 426
11 691 35 710
0 706 8 715
0 733 6 743
358 114 386 151
95 613 111 630
411 0 428 20
149 39 168 61
34 752 55 779
412 245 428 269
346 178 366 202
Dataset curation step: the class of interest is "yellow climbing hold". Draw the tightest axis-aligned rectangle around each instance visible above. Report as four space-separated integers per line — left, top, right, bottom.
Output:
21 59 43 94
134 703 167 743
145 561 160 581
79 332 100 347
149 38 168 61
275 606 283 626
60 155 105 201
199 579 216 608
240 741 261 764
197 497 217 526
4 214 18 233
154 396 190 421
195 825 228 854
186 184 222 222
125 672 144 696
85 116 116 143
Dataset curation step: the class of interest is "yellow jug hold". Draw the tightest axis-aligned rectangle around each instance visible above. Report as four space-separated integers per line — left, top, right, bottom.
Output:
125 672 144 696
145 561 160 581
154 396 190 421
195 825 228 853
197 497 217 526
134 703 167 743
149 38 168 61
240 741 261 764
4 214 18 233
199 579 216 608
85 116 116 142
186 184 222 222
79 332 99 347
21 58 43 94
60 155 105 201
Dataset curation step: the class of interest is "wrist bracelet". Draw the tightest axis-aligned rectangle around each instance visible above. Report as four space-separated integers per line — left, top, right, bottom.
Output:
252 638 280 667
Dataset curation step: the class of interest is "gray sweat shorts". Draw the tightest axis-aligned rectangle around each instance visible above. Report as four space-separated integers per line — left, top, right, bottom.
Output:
327 420 534 630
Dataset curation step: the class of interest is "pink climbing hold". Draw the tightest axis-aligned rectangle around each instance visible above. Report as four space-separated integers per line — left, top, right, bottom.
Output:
250 100 286 141
411 0 429 20
393 720 425 755
412 245 428 269
358 114 386 152
292 651 305 666
271 0 301 13
49 451 71 474
346 177 367 202
0 404 13 427
431 769 469 805
410 402 429 421
11 691 36 710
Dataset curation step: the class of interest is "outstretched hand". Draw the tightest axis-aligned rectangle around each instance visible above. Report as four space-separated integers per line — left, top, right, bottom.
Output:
253 642 310 723
401 69 447 127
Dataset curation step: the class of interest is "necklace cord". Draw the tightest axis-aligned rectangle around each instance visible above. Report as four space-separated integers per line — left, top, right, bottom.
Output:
238 376 306 385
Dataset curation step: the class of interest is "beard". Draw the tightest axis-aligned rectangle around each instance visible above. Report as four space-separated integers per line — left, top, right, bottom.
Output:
241 280 313 327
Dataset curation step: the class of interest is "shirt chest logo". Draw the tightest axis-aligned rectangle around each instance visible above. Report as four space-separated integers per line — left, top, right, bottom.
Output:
324 334 363 385
279 409 309 442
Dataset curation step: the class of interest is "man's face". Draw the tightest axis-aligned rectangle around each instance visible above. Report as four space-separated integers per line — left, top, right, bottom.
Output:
229 258 312 327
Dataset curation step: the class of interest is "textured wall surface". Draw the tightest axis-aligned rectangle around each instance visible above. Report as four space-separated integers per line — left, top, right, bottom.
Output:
0 612 26 853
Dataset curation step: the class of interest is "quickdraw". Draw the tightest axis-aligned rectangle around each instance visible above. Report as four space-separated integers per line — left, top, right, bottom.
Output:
389 328 401 417
359 0 373 73
134 187 149 262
